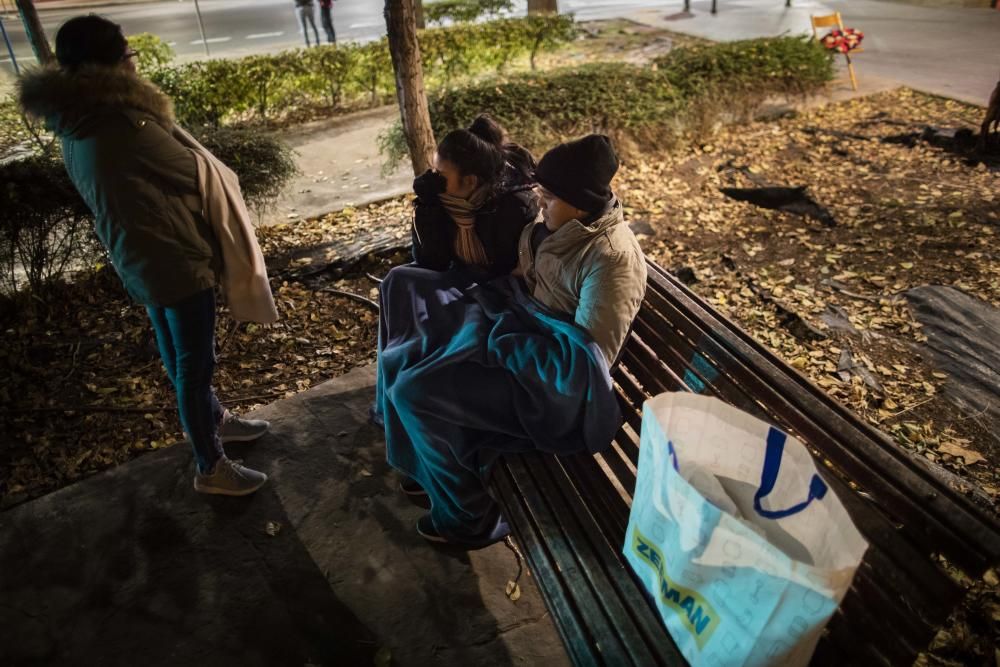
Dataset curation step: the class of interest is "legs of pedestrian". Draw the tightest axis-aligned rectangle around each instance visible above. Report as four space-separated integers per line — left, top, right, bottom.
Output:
304 7 321 47
298 6 313 47
321 6 335 44
146 288 267 496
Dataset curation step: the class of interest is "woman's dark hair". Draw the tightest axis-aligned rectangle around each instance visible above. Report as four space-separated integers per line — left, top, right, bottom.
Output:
55 14 128 70
437 114 536 194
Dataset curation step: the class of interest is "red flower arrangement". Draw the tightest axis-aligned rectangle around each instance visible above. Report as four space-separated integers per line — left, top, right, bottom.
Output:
820 28 864 54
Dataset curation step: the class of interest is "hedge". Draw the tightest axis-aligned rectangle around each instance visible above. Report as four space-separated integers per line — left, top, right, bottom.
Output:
0 130 297 298
424 0 513 25
654 35 833 98
383 36 834 164
430 62 685 150
147 14 576 127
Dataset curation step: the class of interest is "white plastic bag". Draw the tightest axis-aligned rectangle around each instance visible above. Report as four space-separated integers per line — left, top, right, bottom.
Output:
623 392 868 667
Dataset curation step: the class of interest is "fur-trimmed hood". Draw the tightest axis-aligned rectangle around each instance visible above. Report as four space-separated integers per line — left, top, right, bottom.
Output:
18 65 174 136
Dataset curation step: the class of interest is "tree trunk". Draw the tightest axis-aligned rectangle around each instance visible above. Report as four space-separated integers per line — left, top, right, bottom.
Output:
384 0 436 176
527 0 558 15
15 0 53 65
414 0 425 30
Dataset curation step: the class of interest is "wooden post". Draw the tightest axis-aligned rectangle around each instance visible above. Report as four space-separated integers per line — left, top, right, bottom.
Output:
527 0 558 15
15 0 53 65
384 0 436 176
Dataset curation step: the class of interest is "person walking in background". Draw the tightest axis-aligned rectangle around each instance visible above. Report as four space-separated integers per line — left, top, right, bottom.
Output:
19 15 277 497
295 0 321 47
319 0 336 44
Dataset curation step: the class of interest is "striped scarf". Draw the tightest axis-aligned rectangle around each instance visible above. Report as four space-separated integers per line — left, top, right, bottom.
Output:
439 186 491 267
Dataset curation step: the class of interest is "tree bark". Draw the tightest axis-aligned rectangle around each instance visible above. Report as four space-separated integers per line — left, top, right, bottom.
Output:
15 0 53 65
384 0 436 176
527 0 558 15
414 0 425 30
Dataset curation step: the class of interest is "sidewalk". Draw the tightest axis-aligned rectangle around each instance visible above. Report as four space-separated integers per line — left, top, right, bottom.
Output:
0 364 571 667
626 0 1000 107
263 106 412 227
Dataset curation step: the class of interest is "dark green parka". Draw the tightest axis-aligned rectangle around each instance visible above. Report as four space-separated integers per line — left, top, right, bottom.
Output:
19 65 220 306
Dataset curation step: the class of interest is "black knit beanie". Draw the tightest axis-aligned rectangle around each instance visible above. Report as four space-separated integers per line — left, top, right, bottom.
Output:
534 134 619 214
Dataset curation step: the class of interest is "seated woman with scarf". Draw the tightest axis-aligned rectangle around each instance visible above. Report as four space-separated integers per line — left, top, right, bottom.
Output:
409 114 538 278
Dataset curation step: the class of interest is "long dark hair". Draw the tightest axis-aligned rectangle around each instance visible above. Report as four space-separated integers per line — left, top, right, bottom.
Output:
437 114 535 196
55 14 127 70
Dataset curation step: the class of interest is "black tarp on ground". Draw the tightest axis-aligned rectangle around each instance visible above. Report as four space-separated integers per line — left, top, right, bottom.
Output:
906 285 1000 450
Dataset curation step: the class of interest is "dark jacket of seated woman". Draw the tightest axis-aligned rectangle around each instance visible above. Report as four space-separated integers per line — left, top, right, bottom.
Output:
408 115 539 279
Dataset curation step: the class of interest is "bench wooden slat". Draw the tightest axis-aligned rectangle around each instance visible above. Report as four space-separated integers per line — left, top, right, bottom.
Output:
492 460 615 666
564 454 632 547
613 384 644 438
631 312 778 422
503 456 649 666
645 263 1000 573
817 609 895 666
538 455 686 666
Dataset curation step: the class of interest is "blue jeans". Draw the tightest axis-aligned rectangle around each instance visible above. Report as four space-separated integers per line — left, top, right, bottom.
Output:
320 5 335 43
297 4 320 46
146 288 224 474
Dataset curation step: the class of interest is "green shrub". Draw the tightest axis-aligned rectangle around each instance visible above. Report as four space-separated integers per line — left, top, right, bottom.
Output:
196 128 299 214
151 58 250 127
299 44 360 108
0 154 99 296
428 63 684 151
655 36 833 99
424 0 513 25
128 32 175 76
0 96 37 156
0 130 297 296
143 15 576 127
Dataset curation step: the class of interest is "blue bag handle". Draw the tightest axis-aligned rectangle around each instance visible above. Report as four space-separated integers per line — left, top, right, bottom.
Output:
667 440 680 472
753 428 828 519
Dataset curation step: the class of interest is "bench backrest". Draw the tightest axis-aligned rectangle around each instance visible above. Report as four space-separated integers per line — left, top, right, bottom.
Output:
599 261 1000 663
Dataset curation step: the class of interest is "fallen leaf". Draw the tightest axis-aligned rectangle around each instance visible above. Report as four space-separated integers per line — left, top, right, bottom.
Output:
505 580 522 602
938 442 985 466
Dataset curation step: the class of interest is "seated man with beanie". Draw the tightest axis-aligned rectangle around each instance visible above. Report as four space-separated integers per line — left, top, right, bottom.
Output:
518 133 647 367
376 134 646 549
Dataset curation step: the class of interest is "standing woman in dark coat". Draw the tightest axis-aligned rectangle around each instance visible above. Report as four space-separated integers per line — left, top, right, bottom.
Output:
18 15 272 496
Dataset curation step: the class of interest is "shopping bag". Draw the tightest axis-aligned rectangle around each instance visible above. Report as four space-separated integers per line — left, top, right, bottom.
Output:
623 392 868 667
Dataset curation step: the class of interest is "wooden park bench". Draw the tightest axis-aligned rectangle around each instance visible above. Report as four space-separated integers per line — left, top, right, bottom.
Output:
491 259 1000 666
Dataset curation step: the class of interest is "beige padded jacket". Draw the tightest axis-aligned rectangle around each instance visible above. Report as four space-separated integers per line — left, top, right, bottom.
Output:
517 200 647 366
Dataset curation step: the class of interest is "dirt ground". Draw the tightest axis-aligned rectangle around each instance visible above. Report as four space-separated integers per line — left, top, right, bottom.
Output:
617 88 999 509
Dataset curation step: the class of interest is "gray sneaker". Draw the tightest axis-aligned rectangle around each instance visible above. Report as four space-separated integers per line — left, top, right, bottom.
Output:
219 413 270 443
194 457 268 496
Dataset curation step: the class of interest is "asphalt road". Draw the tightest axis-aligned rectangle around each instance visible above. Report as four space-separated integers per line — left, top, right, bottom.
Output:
0 0 663 69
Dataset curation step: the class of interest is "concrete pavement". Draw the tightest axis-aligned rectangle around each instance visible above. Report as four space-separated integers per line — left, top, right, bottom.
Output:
0 364 572 667
267 106 413 226
626 0 1000 106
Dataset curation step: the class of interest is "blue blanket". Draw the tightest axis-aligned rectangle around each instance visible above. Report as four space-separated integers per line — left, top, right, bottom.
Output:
374 265 622 544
